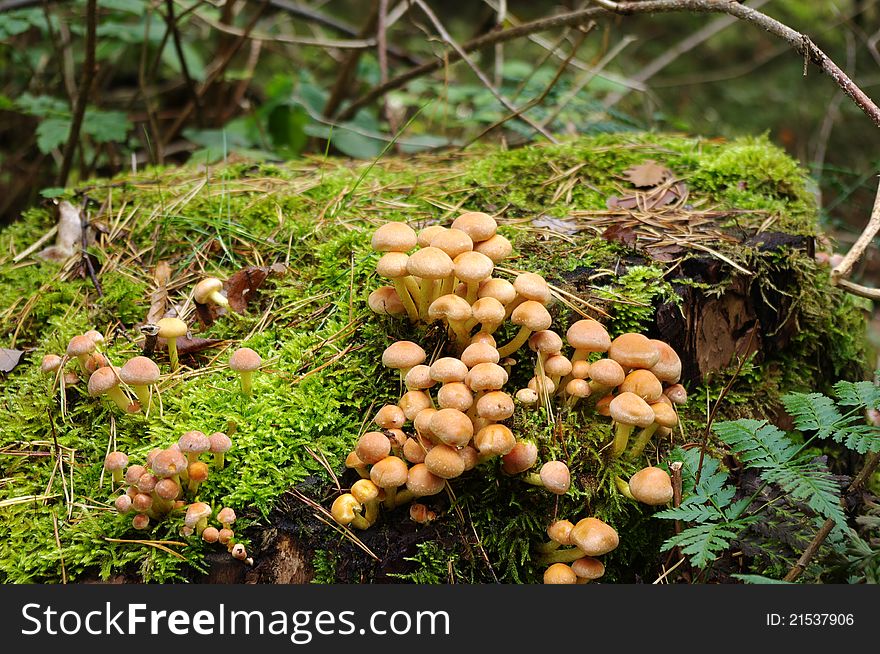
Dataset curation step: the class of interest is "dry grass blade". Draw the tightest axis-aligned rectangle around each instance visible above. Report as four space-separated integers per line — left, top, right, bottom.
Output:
0 494 61 508
304 446 341 494
103 537 189 561
52 511 67 584
287 488 380 561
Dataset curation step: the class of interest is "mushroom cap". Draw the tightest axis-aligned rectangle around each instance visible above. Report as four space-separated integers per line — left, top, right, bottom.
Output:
178 430 211 455
571 556 606 581
406 246 454 279
345 450 366 470
619 369 663 403
85 352 109 374
374 404 406 429
156 317 188 339
609 392 655 427
453 251 494 283
155 478 181 501
473 233 513 263
406 463 446 496
547 520 575 546
566 319 611 353
398 391 433 421
417 224 447 248
476 391 514 421
570 517 620 556
430 408 474 447
114 494 132 514
469 331 497 347
428 294 472 323
460 342 500 369
544 563 578 584
527 375 556 395
423 444 466 479
150 448 189 478
588 359 626 387
413 408 437 439
544 355 573 378
649 339 682 384
608 333 661 370
229 347 262 372
571 360 591 379
131 513 150 530
529 330 563 355
356 431 392 465
451 211 497 242
331 494 361 524
436 382 473 412
513 272 551 305
430 228 473 259
515 388 539 406
124 464 147 486
67 334 96 358
664 383 688 405
351 479 381 504
136 472 159 493
184 502 213 527
132 493 153 513
471 297 505 326
370 456 410 489
376 251 410 279
382 341 426 371
193 277 225 304
83 329 105 345
87 366 121 396
371 221 418 252
650 401 678 428
465 362 508 392
501 440 538 475
595 394 614 417
478 278 517 305
629 467 674 505
119 356 161 386
188 461 210 483
209 432 232 454
473 423 516 457
104 451 129 471
459 445 479 471
403 437 429 464
217 507 237 525
202 527 220 543
40 354 63 373
539 461 571 495
565 378 591 398
404 364 436 390
368 286 406 316
511 301 552 332
430 357 468 384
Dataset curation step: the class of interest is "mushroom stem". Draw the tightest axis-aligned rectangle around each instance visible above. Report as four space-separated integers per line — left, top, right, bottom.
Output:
131 384 152 413
392 489 415 507
213 452 226 470
521 472 544 487
497 326 532 358
196 516 209 536
106 386 133 413
167 338 181 371
111 469 124 485
611 423 635 458
465 281 480 305
238 370 254 396
415 278 433 320
537 546 588 565
392 279 420 323
628 423 660 459
208 290 229 307
76 354 90 375
383 486 399 511
614 475 635 500
535 539 562 554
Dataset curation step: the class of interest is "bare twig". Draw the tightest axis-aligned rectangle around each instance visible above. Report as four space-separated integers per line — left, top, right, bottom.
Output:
323 0 382 118
830 177 880 287
165 0 203 125
56 0 96 187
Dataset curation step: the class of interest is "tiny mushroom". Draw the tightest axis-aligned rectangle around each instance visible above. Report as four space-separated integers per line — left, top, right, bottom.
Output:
104 451 129 484
569 517 620 557
119 356 161 413
40 354 62 375
209 432 233 469
608 392 655 458
382 341 427 383
156 317 188 371
88 366 134 413
187 461 210 495
179 430 211 464
217 507 237 530
628 467 674 505
497 300 552 358
66 335 96 374
543 563 578 585
369 456 410 509
229 347 262 396
193 277 229 308
184 502 213 536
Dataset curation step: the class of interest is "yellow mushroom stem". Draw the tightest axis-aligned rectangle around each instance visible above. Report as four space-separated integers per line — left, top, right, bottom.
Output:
611 422 636 459
537 546 588 566
614 475 635 500
628 423 660 459
497 326 533 358
392 279 420 323
167 337 181 371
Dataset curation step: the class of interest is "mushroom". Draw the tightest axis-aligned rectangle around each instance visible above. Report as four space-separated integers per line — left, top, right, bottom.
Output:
403 364 436 391
505 272 552 319
217 507 236 530
430 356 469 385
409 503 437 524
154 478 181 513
451 211 497 243
104 451 129 485
184 502 213 536
523 460 571 495
345 450 369 479
194 277 229 308
417 224 447 248
150 447 189 488
470 296 506 335
566 319 611 364
608 392 655 458
156 317 188 371
515 387 539 407
382 341 427 384
436 383 473 412
402 436 430 464
500 440 538 475
628 466 674 505
208 432 232 469
424 444 466 479
571 556 605 583
229 347 262 396
473 233 512 263
406 246 454 319
648 339 682 384
664 383 688 405
619 369 663 403
331 493 370 530
370 456 409 509
405 463 446 497
497 301 552 358
374 404 407 430
85 352 109 374
114 494 132 514
586 358 626 398
88 366 134 413
356 431 392 465
564 378 591 408
66 335 96 374
608 333 661 371
178 430 211 464
475 390 514 422
131 513 150 530
429 408 474 447
473 423 516 458
460 341 500 368
202 527 220 543
569 517 620 557
430 228 474 285
376 251 420 322
543 563 578 584
119 356 161 413
453 251 494 304
40 354 63 375
368 286 407 317
351 479 381 524
628 400 678 459
478 277 517 307
187 461 209 495
428 294 473 349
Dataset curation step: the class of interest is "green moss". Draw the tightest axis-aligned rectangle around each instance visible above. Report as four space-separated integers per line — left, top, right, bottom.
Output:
0 132 869 584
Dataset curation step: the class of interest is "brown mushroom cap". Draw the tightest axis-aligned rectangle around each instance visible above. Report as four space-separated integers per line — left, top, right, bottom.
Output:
664 383 688 405
566 319 611 353
608 333 661 370
547 519 574 546
478 278 517 305
124 464 147 486
178 430 210 456
430 357 469 384
473 233 513 263
571 360 591 379
356 431 392 465
453 251 494 284
565 378 591 399
471 296 505 326
368 286 406 316
376 251 411 279
544 355 573 379
156 317 188 339
406 463 446 496
417 225 448 248
184 502 213 528
229 347 262 372
571 556 606 581
370 456 409 489
649 401 678 428
40 354 63 373
428 294 472 324
371 222 418 252
529 330 563 355
188 461 210 484
430 228 473 259
430 408 474 447
87 366 121 396
501 440 538 475
513 272 552 305
193 277 226 304
374 404 406 429
402 436 430 464
527 375 556 395
460 342 500 368
515 388 539 406
469 331 498 347
609 392 655 428
511 300 552 332
398 391 433 421
473 423 516 457
155 478 181 501
589 359 626 387
620 369 663 403
104 451 129 472
351 479 380 505
628 466 674 505
649 339 682 384
404 364 436 390
406 246 454 280
209 432 233 454
331 493 361 525
114 494 132 514
423 444 466 479
476 391 514 421
465 362 509 392
570 517 620 556
413 408 437 439
544 563 578 584
382 341 427 371
119 356 160 386
539 461 571 495
451 211 497 242
67 335 96 359
436 382 473 412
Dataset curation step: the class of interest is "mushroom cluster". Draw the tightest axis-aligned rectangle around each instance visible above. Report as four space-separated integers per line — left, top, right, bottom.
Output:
538 516 620 584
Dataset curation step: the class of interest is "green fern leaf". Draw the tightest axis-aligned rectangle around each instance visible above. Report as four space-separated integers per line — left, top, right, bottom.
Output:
661 522 750 569
836 424 880 454
782 392 845 439
833 380 880 409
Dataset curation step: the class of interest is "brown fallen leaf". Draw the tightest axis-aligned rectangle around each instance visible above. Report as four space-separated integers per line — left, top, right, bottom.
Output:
0 348 25 373
175 336 223 356
602 225 638 249
647 245 686 262
531 215 580 235
146 261 172 325
225 266 274 314
606 195 640 210
622 160 672 188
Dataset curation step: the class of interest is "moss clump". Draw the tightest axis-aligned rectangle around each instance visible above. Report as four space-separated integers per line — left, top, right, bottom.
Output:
0 132 868 584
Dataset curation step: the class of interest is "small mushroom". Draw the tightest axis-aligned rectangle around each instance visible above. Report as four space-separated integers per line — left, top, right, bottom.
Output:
543 563 578 585
156 317 188 371
406 247 454 319
501 440 538 475
217 507 237 530
194 277 229 308
118 356 161 413
523 460 571 494
356 431 392 465
178 430 211 464
202 527 220 543
184 502 213 536
608 332 661 371
104 451 129 485
66 335 96 375
229 347 262 396
370 456 409 509
88 366 134 413
40 354 63 375
628 466 674 505
382 341 427 384
569 517 619 557
608 392 654 458
497 301 552 358
331 493 370 530
208 432 232 470
187 461 210 495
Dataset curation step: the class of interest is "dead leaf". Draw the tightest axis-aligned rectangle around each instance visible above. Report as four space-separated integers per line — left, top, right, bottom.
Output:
176 336 223 356
530 215 580 235
0 348 25 373
225 266 272 314
647 245 686 262
606 195 640 210
622 160 671 188
146 261 172 325
602 225 638 248
36 201 83 262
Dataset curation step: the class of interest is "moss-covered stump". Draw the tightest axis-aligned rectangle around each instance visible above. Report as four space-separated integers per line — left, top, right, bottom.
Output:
0 133 870 584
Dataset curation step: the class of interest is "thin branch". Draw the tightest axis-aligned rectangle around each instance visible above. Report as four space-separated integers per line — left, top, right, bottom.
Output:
830 177 880 285
56 0 96 187
165 0 203 125
323 0 382 118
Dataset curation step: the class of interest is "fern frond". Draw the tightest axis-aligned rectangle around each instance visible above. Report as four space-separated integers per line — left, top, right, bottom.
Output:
661 521 753 569
833 380 880 409
712 419 800 465
836 425 880 454
782 392 846 439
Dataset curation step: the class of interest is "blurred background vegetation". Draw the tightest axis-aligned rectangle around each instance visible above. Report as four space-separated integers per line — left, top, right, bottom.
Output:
2 0 880 285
